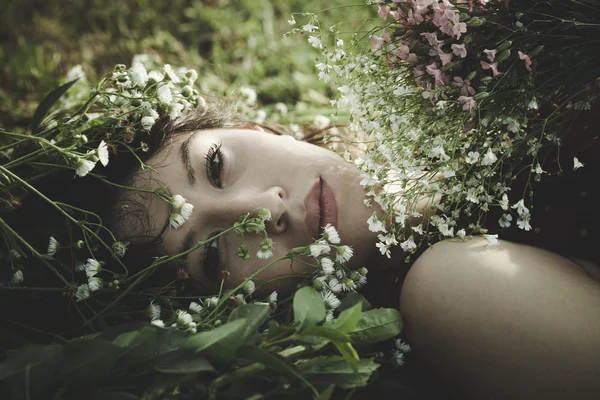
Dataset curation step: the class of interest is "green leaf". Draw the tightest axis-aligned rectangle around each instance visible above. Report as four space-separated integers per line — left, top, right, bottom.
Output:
349 308 403 346
154 350 215 374
298 356 379 389
329 302 362 333
337 292 371 313
98 321 155 341
301 326 358 372
0 344 62 395
266 321 296 342
182 318 247 363
57 338 121 388
228 303 271 343
30 79 79 133
293 287 326 329
333 342 359 373
236 344 307 384
317 384 335 400
154 328 188 356
112 326 158 374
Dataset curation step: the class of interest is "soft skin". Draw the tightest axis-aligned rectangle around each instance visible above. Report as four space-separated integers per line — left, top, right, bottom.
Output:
127 127 380 293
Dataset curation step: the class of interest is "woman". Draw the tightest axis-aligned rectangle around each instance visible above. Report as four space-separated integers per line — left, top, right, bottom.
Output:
107 103 600 399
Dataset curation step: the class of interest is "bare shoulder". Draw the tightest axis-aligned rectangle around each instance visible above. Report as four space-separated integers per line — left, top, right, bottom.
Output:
400 238 600 400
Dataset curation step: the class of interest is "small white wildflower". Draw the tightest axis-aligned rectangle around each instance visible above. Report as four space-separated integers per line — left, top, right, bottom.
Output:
257 208 272 222
242 280 256 295
320 257 335 275
148 70 164 83
10 249 21 260
392 351 405 366
288 16 296 25
257 247 273 259
177 310 193 325
169 103 184 120
257 238 274 259
169 213 186 229
75 158 97 177
67 64 85 81
151 319 165 328
163 64 181 83
206 297 219 308
326 310 335 322
376 242 391 258
481 148 497 166
511 199 529 217
274 103 288 115
141 116 156 131
367 213 387 233
310 242 331 258
528 98 538 110
148 302 161 320
328 277 342 293
268 291 278 303
321 290 341 309
573 157 584 171
395 339 412 353
465 151 480 164
400 238 417 252
517 216 532 231
130 63 148 87
335 245 353 263
303 24 318 32
483 234 499 245
75 284 91 302
322 224 341 244
88 277 103 292
533 164 544 174
313 115 330 130
499 194 509 211
85 258 101 278
47 236 59 256
180 202 194 220
457 229 466 239
255 109 267 124
235 293 247 306
499 213 513 228
308 36 322 49
172 194 186 208
157 85 173 105
189 301 203 314
10 270 24 285
239 87 257 105
97 140 109 167
112 241 128 257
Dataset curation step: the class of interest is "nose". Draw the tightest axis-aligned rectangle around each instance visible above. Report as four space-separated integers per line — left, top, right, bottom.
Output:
223 186 287 235
262 186 288 235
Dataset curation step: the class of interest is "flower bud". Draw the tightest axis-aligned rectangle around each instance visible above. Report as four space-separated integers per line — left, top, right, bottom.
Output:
467 71 477 81
531 45 544 57
313 280 324 291
76 240 85 249
115 64 127 71
497 40 512 51
497 49 511 62
474 92 490 100
467 17 485 27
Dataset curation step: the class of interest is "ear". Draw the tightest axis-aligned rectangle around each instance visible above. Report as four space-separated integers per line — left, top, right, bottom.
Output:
236 123 264 132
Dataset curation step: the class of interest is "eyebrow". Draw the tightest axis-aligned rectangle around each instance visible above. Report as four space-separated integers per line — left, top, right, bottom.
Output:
180 132 200 186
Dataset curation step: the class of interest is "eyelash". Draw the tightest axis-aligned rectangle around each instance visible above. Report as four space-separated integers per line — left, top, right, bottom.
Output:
202 232 222 281
205 142 225 188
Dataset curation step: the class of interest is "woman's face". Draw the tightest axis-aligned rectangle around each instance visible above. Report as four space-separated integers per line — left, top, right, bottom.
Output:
124 127 379 294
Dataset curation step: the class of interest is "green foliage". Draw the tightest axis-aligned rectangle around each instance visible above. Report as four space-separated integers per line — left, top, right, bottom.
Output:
0 293 403 399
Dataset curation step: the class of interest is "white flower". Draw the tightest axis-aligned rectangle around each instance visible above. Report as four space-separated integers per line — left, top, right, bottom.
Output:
517 216 532 231
400 238 417 252
268 291 278 303
528 98 538 110
255 109 267 124
438 224 454 237
483 234 499 245
481 148 497 166
257 248 273 259
172 194 186 208
376 242 391 258
239 87 257 105
157 85 173 105
151 319 165 328
326 310 335 322
322 224 341 244
257 238 274 259
148 302 161 320
67 64 85 81
257 208 272 221
321 290 341 309
533 164 544 174
511 199 529 217
189 301 203 314
88 277 103 292
112 241 128 257
75 284 91 302
395 339 412 353
303 24 318 32
97 140 109 167
392 351 405 366
163 64 181 83
465 151 480 164
47 236 59 256
499 194 509 211
10 249 21 260
573 157 584 171
85 258 101 278
169 103 184 120
310 242 331 258
141 116 156 131
320 257 335 275
313 115 330 130
335 245 353 263
328 277 342 293
206 297 219 308
169 213 186 229
75 158 97 177
130 63 148 87
10 270 24 285
499 213 513 228
367 213 387 233
242 280 256 295
457 229 466 239
180 202 194 220
148 70 164 82
287 16 296 25
308 36 322 49
177 310 193 325
275 103 288 115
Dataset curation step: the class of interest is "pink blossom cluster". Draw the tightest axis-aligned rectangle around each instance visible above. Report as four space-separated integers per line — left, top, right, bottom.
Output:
371 0 533 114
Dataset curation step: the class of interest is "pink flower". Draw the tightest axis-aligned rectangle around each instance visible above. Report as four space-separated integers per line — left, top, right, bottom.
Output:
407 53 418 64
483 48 497 62
480 61 503 77
438 49 454 65
378 5 391 19
452 22 467 39
452 76 475 96
426 62 447 87
420 32 441 49
458 95 477 113
393 44 410 60
451 43 467 58
407 8 424 25
371 35 386 51
518 51 532 72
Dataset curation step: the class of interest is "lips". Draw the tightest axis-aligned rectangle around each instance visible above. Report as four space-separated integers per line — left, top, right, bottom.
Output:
304 177 338 240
